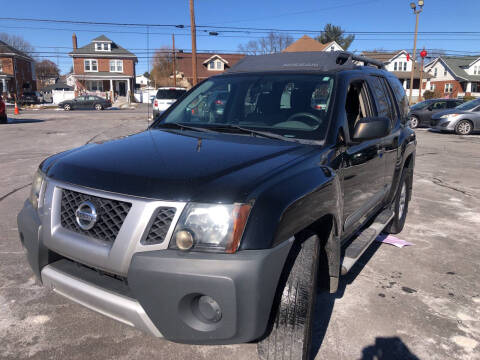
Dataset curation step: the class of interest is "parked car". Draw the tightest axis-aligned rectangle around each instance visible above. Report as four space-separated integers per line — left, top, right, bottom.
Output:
431 98 480 135
18 51 416 360
408 98 462 128
152 87 187 117
0 96 7 124
58 95 111 111
18 91 42 106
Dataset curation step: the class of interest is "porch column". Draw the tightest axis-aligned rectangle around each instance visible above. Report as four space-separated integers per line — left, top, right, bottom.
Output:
1 78 6 94
466 82 472 93
110 79 114 101
127 79 131 104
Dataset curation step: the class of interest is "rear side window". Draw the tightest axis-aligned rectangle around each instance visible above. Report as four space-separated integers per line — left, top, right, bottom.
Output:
387 77 409 124
369 76 394 122
156 89 186 99
447 101 460 108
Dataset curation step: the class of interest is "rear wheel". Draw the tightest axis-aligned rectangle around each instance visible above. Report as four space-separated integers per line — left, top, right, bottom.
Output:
257 233 320 360
385 170 410 234
63 104 71 111
0 113 7 124
455 120 473 135
94 103 103 111
409 116 419 129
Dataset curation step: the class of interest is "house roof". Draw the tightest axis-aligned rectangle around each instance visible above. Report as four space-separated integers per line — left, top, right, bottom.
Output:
42 81 73 92
175 52 245 80
92 35 112 42
360 50 405 63
282 35 333 52
69 35 137 59
0 40 33 61
392 69 430 80
439 56 480 82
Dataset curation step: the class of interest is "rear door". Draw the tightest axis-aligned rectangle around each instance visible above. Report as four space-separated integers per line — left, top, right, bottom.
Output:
73 96 86 109
342 77 387 234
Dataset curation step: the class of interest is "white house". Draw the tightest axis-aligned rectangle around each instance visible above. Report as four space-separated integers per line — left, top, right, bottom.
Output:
424 56 480 98
136 74 150 88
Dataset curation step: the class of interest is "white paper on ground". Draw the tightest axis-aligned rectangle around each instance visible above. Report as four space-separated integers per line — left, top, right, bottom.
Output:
375 234 414 248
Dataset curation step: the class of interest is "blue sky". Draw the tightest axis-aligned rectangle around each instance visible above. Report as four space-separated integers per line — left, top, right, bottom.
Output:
2 0 479 75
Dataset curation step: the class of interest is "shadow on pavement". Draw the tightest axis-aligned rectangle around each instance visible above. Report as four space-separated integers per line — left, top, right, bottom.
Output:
360 337 420 360
4 118 45 124
310 241 383 359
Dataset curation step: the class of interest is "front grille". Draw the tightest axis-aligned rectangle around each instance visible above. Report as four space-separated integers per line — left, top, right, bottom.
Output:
142 207 176 245
60 188 132 243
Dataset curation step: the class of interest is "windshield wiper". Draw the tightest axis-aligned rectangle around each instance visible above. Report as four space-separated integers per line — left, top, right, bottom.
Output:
209 124 300 142
155 122 214 133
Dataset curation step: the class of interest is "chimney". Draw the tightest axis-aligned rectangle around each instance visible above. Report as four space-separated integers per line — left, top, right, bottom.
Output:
72 33 77 50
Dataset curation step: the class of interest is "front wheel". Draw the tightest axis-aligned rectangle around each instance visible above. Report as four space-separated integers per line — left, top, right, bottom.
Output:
385 170 410 234
63 104 71 111
455 120 473 135
257 233 320 360
409 116 419 129
94 103 103 111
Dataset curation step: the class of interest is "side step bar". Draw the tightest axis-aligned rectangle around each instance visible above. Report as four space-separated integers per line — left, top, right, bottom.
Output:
341 209 394 275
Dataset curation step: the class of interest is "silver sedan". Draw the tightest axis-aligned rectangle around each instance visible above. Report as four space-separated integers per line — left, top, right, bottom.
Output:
430 98 480 135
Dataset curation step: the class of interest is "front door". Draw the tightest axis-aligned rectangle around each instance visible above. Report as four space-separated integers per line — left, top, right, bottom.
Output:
119 82 126 96
341 79 387 235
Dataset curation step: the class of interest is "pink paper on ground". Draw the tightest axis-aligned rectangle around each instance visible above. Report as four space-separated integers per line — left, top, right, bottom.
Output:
375 234 413 248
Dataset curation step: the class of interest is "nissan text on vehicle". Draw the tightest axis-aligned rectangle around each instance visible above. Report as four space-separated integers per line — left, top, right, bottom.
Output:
18 52 416 360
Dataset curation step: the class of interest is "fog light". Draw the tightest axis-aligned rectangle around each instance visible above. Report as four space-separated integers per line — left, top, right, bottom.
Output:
175 230 194 250
441 121 450 128
197 295 222 323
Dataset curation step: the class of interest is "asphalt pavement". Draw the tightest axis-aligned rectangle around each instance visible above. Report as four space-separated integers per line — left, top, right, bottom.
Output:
0 106 479 360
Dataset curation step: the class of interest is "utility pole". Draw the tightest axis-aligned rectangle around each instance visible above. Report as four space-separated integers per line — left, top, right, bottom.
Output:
172 34 176 87
189 0 198 86
409 1 424 105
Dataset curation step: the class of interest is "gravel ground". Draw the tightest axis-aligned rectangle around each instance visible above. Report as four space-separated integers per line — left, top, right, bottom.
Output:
0 106 479 360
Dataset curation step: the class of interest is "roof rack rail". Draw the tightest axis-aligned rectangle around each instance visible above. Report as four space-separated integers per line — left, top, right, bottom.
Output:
344 52 385 69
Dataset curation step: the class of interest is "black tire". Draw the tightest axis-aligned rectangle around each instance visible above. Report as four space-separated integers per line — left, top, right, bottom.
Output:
409 116 419 129
257 233 320 360
94 103 103 111
385 170 410 234
455 120 473 135
0 113 7 124
63 104 71 111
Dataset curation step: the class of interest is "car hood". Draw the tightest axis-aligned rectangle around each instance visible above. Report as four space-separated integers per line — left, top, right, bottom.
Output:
431 109 468 119
43 129 317 203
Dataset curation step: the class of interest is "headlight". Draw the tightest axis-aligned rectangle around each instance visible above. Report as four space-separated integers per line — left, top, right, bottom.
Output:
440 113 460 119
29 169 45 210
170 203 251 253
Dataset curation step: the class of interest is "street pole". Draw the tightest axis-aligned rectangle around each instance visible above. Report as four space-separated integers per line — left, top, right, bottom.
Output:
409 10 419 105
189 0 198 86
172 34 176 87
418 55 425 102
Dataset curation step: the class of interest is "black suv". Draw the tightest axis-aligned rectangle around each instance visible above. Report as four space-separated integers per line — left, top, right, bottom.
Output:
18 52 416 360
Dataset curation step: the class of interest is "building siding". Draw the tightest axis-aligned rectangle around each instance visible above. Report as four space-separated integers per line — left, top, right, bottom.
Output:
73 57 135 76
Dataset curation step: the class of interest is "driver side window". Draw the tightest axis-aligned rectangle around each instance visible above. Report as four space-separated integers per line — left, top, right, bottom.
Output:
345 80 373 139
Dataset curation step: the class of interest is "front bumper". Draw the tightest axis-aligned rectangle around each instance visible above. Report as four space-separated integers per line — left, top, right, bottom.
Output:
17 197 293 344
430 117 458 131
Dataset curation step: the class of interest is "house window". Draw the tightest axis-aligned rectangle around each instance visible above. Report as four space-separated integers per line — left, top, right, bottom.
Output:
86 80 103 91
474 66 480 75
444 69 448 77
109 60 123 72
394 62 398 71
403 62 407 71
434 68 438 77
84 59 98 72
444 83 453 93
95 42 111 51
472 83 479 92
208 60 223 71
430 83 436 91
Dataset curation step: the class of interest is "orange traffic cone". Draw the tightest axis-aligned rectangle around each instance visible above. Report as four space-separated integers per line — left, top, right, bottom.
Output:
14 101 19 115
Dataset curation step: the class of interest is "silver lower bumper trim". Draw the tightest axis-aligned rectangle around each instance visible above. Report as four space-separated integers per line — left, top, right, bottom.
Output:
41 264 162 337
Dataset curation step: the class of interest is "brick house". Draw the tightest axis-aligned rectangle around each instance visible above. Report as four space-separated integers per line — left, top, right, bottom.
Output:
0 40 36 98
282 35 344 52
424 56 480 98
361 50 430 102
69 34 137 99
175 52 245 87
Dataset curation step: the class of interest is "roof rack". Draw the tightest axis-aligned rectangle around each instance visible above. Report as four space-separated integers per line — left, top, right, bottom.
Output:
227 51 384 74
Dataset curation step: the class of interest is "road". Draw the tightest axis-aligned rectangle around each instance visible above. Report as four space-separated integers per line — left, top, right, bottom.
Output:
0 107 479 360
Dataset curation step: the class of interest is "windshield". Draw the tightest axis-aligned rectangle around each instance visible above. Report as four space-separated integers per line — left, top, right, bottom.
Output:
155 74 335 141
411 100 431 110
456 98 480 111
156 89 186 100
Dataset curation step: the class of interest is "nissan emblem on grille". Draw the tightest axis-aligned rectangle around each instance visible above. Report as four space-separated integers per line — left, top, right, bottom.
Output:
75 201 98 230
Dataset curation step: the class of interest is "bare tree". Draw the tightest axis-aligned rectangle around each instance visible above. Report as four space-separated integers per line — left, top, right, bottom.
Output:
35 60 60 89
0 33 35 56
150 47 174 86
238 32 293 55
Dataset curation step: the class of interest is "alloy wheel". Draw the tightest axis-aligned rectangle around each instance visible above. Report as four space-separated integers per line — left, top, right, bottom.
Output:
457 121 472 135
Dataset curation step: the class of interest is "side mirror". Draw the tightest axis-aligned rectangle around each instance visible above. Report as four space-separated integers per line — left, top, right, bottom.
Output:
427 105 433 111
352 117 390 142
